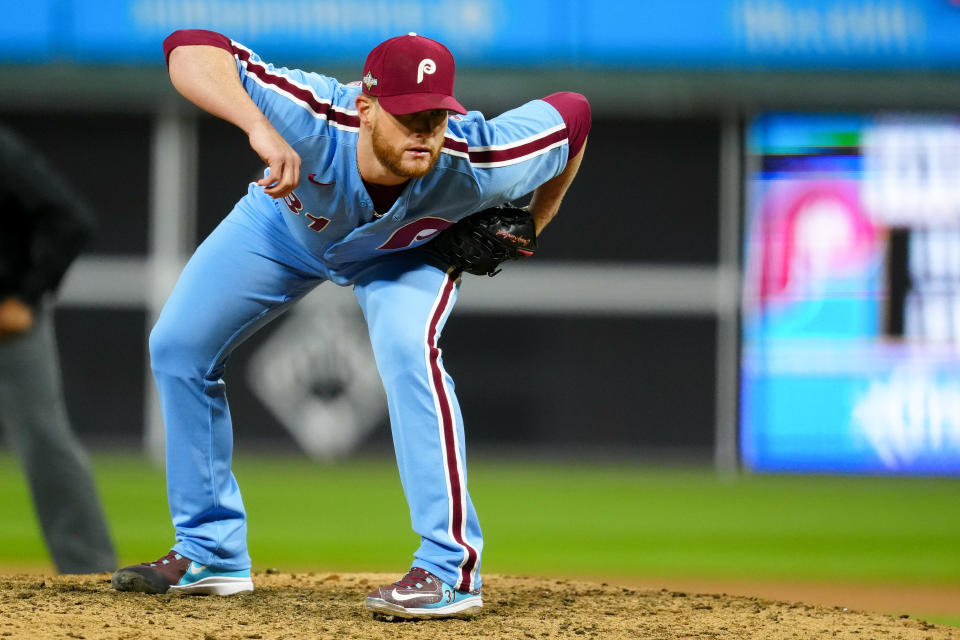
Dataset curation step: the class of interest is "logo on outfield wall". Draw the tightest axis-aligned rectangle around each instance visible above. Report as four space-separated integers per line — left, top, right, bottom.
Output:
247 286 386 459
853 367 960 469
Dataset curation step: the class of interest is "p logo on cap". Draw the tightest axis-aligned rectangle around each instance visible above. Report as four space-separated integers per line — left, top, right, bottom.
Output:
417 58 436 84
361 34 466 115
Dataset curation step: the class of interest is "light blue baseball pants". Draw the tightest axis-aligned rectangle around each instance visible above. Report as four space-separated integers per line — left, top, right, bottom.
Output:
149 198 482 591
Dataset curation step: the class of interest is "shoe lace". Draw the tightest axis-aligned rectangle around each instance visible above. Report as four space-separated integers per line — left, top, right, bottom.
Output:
394 568 432 589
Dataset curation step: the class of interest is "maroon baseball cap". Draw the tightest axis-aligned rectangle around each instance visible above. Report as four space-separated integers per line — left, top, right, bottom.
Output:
361 32 467 115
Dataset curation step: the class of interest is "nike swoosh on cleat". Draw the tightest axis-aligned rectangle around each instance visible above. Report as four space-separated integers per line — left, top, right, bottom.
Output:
308 173 335 186
391 588 431 602
188 564 207 576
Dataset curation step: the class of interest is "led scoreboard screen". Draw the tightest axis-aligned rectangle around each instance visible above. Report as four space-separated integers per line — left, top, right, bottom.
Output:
741 113 960 474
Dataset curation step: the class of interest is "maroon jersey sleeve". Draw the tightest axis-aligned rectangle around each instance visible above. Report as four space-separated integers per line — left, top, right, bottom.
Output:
541 92 591 159
163 29 234 64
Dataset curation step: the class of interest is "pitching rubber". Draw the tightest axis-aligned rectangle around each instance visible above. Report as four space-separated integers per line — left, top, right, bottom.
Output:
365 594 483 620
168 576 255 596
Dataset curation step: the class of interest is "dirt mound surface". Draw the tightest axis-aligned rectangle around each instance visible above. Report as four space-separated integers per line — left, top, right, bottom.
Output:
0 571 954 639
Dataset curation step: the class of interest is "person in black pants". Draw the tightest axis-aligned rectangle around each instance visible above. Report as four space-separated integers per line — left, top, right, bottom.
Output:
0 125 116 574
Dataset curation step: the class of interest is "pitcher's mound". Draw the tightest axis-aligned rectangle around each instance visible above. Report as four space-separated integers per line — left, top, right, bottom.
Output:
0 571 954 639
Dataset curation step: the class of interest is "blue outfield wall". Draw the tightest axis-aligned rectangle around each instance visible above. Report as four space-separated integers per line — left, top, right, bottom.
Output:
4 0 960 69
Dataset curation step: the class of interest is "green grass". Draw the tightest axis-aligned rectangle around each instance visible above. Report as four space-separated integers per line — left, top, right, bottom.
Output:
925 615 960 628
1 452 958 588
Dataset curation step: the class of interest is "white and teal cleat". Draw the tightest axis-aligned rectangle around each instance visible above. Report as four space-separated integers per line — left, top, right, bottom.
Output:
111 550 253 596
169 561 254 595
366 567 482 620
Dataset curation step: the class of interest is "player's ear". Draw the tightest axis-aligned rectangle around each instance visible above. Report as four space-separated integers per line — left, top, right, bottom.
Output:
356 94 377 127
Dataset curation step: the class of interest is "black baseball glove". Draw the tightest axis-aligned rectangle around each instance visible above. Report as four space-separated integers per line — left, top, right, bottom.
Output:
424 204 538 276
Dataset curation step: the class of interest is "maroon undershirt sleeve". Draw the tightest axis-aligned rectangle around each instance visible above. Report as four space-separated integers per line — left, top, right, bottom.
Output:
162 29 235 65
541 92 591 160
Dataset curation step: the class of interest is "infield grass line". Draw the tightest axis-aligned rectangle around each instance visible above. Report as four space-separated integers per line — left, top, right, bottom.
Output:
0 452 957 587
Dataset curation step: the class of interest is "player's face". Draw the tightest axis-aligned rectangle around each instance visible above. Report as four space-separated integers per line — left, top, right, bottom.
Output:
370 106 447 179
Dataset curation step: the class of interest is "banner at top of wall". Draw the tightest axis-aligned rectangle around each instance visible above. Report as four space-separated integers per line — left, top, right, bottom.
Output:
4 0 960 70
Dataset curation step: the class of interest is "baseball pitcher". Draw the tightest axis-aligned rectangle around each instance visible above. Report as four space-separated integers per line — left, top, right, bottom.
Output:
110 29 589 620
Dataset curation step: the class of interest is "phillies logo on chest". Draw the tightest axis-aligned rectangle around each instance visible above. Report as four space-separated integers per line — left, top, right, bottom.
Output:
378 217 453 250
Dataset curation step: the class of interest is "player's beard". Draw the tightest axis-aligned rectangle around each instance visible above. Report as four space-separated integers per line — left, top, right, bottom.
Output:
370 125 441 179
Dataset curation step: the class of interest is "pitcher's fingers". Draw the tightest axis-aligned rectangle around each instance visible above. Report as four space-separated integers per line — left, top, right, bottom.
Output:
262 157 299 198
258 168 287 197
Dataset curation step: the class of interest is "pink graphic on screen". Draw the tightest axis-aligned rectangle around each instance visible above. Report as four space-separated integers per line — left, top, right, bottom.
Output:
754 180 877 307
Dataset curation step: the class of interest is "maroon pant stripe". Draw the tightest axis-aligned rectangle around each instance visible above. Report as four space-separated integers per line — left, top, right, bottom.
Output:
427 271 478 591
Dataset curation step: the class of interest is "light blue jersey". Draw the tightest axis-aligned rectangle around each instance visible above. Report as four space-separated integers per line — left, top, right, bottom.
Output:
230 40 569 283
